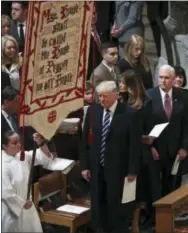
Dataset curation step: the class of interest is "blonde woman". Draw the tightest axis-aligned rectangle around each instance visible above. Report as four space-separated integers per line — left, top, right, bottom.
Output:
118 34 153 90
2 15 11 36
2 35 22 90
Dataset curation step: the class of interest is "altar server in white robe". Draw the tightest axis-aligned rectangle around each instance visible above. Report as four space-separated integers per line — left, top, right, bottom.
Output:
2 130 55 232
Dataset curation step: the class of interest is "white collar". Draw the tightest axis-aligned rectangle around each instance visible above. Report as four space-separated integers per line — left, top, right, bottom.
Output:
102 60 114 73
2 109 9 119
2 150 15 162
159 88 173 100
105 100 118 114
17 21 26 26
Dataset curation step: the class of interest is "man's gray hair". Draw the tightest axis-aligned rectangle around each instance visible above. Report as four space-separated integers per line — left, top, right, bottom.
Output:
96 81 118 94
159 64 175 77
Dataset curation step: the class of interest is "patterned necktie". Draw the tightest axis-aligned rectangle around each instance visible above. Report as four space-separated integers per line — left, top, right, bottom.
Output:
100 109 110 166
164 93 172 120
111 69 119 88
8 115 20 135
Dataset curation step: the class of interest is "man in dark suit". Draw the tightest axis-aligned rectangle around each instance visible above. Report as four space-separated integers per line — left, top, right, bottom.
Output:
2 86 35 151
80 81 141 233
90 42 119 88
143 64 188 203
1 86 20 134
10 1 28 52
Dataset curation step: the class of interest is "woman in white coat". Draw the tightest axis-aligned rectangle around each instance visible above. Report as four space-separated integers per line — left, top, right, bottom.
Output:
2 130 54 232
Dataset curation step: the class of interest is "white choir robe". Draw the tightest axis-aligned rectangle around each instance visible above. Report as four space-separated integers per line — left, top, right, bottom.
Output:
2 149 53 232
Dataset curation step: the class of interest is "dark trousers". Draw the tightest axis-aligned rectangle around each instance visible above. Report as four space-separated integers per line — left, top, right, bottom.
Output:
147 158 174 203
97 166 131 233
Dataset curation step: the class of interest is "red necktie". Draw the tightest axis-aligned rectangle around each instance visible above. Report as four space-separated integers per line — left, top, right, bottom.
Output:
164 93 172 120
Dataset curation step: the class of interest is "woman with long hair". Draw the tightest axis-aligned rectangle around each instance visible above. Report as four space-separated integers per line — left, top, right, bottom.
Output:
119 70 152 233
2 35 22 90
118 34 153 90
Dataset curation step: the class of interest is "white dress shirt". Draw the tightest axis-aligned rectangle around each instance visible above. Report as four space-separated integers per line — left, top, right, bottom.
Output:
102 100 118 124
102 60 114 73
2 110 15 132
159 88 173 108
17 21 26 37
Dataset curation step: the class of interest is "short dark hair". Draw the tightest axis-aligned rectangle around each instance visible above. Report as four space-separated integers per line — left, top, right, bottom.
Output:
2 129 14 147
101 41 118 52
85 81 93 92
174 66 187 87
1 86 18 105
12 1 29 9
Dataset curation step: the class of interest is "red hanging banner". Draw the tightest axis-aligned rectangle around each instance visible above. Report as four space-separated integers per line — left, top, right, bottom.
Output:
19 1 93 140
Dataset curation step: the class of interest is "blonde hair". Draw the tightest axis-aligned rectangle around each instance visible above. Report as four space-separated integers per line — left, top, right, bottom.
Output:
1 15 11 27
2 35 20 69
125 34 150 71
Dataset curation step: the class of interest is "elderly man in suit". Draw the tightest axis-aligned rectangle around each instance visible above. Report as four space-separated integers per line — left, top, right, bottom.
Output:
111 1 145 58
90 42 119 89
143 65 188 204
10 1 28 52
80 81 141 233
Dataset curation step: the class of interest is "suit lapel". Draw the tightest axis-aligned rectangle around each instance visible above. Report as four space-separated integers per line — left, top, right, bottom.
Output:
171 88 181 120
152 87 167 121
106 102 123 140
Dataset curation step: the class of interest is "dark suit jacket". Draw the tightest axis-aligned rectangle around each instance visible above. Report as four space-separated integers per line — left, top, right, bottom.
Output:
1 71 11 91
144 87 188 161
10 20 25 52
95 1 115 43
80 102 141 229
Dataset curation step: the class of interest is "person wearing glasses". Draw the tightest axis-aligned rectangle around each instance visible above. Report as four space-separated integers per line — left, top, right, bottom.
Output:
89 42 119 89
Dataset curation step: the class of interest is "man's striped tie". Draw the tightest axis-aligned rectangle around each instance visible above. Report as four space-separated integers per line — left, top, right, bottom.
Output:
100 109 110 166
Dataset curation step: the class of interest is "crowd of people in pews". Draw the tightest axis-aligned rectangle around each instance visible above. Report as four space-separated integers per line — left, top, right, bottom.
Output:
1 1 188 233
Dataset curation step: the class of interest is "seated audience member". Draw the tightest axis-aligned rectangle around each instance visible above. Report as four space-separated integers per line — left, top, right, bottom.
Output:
118 34 153 90
174 66 187 89
90 41 119 88
1 15 11 36
2 130 59 232
142 65 188 225
1 71 11 90
2 35 22 90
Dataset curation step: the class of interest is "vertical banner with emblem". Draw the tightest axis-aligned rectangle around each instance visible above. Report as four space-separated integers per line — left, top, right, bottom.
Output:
19 1 94 140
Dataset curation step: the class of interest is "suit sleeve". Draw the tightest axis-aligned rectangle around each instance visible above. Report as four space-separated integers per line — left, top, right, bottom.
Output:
181 100 188 152
128 110 142 175
79 106 91 171
120 2 144 32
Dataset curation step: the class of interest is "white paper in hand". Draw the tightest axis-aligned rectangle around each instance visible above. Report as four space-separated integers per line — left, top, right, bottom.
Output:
121 177 136 204
171 155 180 175
149 123 169 138
58 118 80 134
47 158 75 174
57 204 89 214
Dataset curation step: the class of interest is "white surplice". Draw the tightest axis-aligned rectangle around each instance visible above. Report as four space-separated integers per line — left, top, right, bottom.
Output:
2 149 52 232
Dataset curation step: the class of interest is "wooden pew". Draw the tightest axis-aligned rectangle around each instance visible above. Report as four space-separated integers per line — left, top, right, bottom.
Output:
153 185 188 233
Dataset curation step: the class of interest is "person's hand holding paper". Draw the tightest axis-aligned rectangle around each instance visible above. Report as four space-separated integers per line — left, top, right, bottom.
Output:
149 122 169 137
